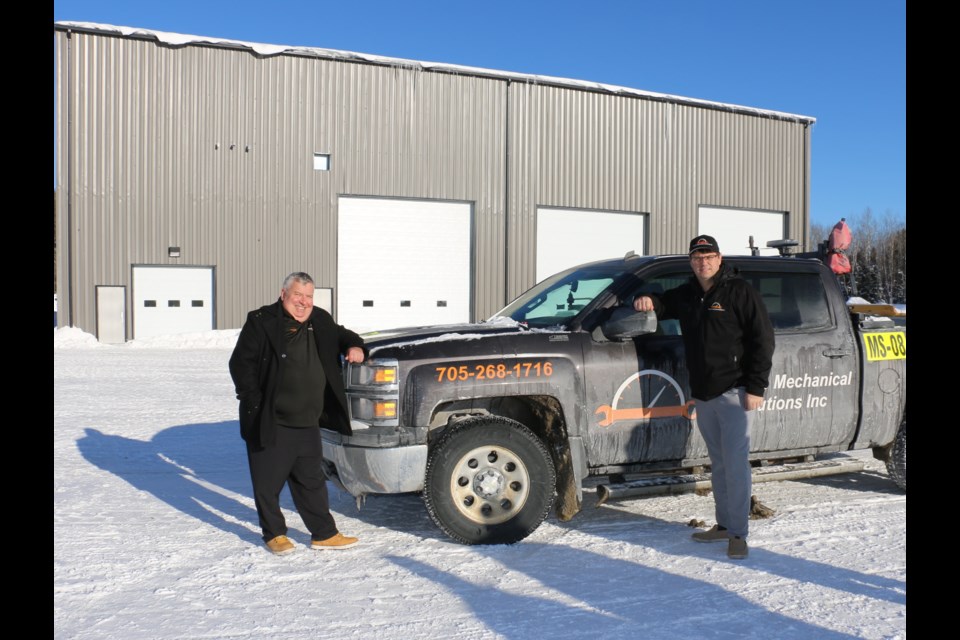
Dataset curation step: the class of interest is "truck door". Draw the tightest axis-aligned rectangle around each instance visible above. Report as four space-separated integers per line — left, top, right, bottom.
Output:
736 265 860 453
581 267 703 468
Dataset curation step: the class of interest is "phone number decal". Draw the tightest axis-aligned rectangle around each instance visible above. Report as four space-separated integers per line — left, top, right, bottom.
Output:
435 361 554 382
863 331 906 361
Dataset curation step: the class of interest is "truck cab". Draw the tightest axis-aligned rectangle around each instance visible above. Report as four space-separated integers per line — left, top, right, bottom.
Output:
321 252 906 544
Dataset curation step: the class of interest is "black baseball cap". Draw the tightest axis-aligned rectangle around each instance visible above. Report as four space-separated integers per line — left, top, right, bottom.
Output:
689 235 720 255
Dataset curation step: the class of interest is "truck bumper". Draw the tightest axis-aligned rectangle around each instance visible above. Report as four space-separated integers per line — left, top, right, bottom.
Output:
321 437 427 497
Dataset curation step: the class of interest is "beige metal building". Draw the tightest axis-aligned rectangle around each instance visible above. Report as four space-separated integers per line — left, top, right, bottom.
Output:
54 22 815 341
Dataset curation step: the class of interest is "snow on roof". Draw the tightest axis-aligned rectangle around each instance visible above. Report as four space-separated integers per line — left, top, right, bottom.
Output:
54 21 816 125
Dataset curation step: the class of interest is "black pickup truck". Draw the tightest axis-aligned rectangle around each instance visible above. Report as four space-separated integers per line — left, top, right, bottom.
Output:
321 249 907 544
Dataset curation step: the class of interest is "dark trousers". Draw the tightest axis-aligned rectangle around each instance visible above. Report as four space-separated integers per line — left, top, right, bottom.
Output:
246 425 338 542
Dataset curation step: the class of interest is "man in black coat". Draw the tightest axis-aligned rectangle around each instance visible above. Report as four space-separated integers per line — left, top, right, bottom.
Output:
229 272 367 555
634 235 774 560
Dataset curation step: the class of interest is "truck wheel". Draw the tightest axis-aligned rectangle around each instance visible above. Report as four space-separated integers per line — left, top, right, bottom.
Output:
885 418 906 491
424 416 556 544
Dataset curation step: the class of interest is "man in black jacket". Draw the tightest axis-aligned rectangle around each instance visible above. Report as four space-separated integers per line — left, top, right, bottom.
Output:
229 272 367 555
634 235 774 559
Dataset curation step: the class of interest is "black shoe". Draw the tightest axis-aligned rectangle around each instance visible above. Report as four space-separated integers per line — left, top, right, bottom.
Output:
691 524 729 543
727 536 748 559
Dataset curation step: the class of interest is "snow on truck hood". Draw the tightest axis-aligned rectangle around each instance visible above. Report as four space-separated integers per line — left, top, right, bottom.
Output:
365 317 567 355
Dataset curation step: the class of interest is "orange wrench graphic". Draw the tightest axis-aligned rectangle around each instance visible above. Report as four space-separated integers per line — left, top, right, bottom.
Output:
595 400 696 427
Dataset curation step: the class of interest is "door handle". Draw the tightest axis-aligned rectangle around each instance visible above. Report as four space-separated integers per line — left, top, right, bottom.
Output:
823 348 852 358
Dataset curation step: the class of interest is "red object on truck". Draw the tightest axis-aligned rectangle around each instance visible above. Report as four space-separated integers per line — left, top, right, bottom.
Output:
827 219 852 275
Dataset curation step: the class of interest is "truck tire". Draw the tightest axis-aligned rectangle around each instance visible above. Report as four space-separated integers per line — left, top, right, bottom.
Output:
424 416 556 544
885 418 906 491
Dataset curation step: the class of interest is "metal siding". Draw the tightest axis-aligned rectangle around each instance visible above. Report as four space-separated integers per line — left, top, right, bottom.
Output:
56 30 506 334
328 64 507 321
506 84 808 300
55 32 69 325
55 27 809 335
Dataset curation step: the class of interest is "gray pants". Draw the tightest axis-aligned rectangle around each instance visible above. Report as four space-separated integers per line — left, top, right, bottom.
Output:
694 387 754 538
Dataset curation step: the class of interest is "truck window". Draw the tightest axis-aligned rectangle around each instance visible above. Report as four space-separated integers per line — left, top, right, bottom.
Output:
494 263 625 327
739 271 832 332
524 277 615 322
630 270 833 335
630 272 688 335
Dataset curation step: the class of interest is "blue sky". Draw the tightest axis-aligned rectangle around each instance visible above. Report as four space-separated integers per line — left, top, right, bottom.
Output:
53 0 905 228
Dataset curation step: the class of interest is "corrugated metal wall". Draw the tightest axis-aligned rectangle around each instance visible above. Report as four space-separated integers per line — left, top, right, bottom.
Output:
506 84 809 298
55 26 810 337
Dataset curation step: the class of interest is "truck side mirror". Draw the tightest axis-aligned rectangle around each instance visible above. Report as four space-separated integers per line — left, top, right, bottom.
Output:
599 307 657 340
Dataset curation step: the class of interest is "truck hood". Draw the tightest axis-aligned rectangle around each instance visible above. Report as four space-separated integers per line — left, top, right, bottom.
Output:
363 317 564 356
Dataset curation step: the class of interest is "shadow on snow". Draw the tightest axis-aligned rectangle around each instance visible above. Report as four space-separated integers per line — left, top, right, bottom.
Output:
77 422 262 544
74 421 441 545
75 420 904 638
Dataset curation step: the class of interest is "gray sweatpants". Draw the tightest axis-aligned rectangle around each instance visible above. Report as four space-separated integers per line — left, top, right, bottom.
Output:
694 387 754 538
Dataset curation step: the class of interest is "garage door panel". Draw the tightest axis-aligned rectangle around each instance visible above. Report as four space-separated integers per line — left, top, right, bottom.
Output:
338 197 471 333
536 207 646 282
133 266 214 339
699 207 786 256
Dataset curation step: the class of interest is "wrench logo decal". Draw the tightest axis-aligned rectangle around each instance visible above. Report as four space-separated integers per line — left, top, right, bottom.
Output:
595 369 696 427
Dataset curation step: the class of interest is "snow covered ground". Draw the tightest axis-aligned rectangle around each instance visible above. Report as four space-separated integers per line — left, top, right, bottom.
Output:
54 327 906 639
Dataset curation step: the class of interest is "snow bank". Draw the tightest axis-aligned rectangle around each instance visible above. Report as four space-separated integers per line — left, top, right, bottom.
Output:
126 329 240 349
54 327 240 350
53 326 104 349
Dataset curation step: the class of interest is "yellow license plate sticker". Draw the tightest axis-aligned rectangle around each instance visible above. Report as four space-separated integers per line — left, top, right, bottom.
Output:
863 331 906 361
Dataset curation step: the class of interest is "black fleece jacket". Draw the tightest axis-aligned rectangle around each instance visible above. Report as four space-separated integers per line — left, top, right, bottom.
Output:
650 262 775 401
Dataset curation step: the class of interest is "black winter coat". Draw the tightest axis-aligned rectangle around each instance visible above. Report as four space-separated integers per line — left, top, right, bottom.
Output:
228 300 366 448
652 262 775 401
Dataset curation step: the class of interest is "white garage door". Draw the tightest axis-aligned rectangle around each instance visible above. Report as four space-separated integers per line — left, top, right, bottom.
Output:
699 206 787 256
536 207 646 282
133 266 214 339
338 197 472 333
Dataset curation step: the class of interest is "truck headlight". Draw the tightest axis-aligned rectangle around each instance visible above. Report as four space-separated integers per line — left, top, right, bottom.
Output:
349 359 399 389
373 368 396 384
350 397 399 424
346 358 400 427
374 400 397 419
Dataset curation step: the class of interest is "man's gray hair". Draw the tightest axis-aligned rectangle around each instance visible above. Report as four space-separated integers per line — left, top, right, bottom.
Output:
282 272 314 291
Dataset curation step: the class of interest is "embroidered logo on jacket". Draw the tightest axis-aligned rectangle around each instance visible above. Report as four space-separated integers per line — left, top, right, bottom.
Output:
708 302 724 311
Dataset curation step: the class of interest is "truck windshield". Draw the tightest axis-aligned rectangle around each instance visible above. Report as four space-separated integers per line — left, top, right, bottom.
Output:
491 264 626 328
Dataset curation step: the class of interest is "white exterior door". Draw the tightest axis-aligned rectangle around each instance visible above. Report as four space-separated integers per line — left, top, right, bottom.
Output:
699 206 787 256
96 285 126 344
132 266 214 339
337 197 472 333
536 207 647 282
